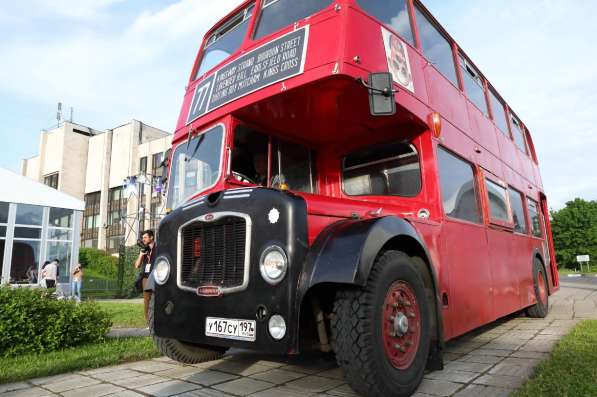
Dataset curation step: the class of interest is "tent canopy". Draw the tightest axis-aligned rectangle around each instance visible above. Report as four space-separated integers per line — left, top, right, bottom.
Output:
0 168 84 211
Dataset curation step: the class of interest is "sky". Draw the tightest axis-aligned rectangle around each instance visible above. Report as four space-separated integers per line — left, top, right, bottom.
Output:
0 0 596 209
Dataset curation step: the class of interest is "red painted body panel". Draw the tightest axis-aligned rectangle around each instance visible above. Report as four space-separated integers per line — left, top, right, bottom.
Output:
167 0 559 342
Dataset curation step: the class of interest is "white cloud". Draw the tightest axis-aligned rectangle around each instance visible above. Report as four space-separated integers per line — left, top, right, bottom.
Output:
0 0 244 131
29 0 125 19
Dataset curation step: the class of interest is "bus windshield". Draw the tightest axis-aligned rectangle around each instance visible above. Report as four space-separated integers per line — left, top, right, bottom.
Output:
254 0 333 39
167 125 224 209
195 3 255 79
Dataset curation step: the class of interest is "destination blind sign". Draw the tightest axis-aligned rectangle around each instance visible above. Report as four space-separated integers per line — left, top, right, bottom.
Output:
187 27 309 124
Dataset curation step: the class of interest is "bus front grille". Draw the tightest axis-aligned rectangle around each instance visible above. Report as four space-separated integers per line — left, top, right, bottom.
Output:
180 216 246 290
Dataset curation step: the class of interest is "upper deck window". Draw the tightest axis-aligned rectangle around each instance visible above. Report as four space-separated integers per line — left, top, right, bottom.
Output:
459 54 488 116
356 0 414 46
510 114 527 154
343 142 421 197
254 0 333 40
414 6 458 86
489 88 509 135
195 3 255 79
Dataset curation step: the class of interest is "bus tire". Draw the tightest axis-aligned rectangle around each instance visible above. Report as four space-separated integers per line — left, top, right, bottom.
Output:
331 251 431 397
527 259 549 318
149 294 227 364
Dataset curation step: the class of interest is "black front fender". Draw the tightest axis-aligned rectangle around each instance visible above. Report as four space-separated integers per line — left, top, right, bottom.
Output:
298 216 427 293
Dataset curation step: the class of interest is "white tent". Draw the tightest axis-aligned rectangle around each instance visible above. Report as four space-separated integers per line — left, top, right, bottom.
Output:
1 167 83 286
0 168 84 210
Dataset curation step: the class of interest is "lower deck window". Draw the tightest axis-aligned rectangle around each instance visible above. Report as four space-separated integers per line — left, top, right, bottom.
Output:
231 126 317 193
342 142 421 197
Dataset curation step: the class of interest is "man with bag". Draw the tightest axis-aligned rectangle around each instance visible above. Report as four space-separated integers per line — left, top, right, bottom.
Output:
134 230 156 324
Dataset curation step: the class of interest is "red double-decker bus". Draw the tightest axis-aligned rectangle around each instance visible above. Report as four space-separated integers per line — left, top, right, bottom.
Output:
149 1 559 396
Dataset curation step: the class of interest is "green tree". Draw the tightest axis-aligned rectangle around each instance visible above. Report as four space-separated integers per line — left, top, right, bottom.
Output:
551 198 597 269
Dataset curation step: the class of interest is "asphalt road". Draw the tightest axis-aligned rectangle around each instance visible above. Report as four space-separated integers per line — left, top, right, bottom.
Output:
560 275 597 286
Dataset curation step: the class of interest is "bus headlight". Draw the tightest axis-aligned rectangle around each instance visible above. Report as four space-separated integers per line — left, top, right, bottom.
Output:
259 245 288 285
154 257 170 285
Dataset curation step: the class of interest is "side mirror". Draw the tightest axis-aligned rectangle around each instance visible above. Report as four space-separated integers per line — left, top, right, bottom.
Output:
365 72 396 116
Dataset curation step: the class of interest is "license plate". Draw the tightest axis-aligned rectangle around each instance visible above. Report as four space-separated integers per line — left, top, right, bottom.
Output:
205 317 256 342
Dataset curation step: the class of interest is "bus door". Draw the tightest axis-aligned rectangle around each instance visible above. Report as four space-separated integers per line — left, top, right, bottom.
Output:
481 173 522 319
436 148 492 338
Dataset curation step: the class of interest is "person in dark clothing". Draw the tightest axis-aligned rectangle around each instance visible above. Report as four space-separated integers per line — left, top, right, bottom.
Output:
134 230 156 324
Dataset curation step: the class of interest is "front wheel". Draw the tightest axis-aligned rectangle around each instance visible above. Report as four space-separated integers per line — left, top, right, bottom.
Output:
331 251 431 397
149 295 227 364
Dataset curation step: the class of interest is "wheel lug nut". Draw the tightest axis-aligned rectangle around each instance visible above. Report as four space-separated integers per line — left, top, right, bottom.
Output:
392 303 399 309
388 315 395 321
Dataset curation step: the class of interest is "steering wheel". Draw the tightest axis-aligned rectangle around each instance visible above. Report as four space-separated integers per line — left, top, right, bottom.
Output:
232 171 257 185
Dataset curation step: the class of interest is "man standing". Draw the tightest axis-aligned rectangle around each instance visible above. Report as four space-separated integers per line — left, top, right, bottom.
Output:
42 260 58 289
134 230 156 324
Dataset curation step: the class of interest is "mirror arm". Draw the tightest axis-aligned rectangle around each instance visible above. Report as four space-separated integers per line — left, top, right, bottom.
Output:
355 77 398 97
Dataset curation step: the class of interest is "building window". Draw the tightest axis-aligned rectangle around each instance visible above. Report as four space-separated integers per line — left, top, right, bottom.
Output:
485 179 510 223
343 142 421 197
356 0 414 45
47 208 74 283
43 173 59 189
489 88 509 135
508 188 527 234
107 187 126 252
82 192 100 245
437 147 481 223
414 6 458 86
510 114 527 154
459 54 488 116
527 199 542 237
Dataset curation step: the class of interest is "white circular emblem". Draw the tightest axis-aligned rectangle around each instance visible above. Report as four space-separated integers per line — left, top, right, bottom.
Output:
268 208 280 224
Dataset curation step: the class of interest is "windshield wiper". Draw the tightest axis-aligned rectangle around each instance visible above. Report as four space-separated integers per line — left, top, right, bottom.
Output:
185 133 206 162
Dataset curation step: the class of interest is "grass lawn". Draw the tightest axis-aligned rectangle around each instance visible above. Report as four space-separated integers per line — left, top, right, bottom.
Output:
558 267 597 277
513 320 597 397
95 301 146 328
0 338 160 384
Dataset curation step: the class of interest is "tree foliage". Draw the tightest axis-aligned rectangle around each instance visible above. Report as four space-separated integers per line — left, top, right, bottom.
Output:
551 198 597 268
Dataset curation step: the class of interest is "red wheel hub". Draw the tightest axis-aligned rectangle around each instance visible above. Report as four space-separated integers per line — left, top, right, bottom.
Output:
382 281 421 370
537 271 547 305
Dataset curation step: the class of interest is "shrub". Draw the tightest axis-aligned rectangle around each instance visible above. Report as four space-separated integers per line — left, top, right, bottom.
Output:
0 287 112 357
79 248 118 278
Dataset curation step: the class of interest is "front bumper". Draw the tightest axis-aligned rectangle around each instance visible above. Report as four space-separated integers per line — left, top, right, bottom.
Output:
153 188 308 354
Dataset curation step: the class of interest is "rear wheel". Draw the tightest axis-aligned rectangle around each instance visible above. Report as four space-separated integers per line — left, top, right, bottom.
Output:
331 251 431 397
527 258 549 318
149 295 227 364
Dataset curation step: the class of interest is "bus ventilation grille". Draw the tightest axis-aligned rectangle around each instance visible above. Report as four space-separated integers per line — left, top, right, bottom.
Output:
180 216 246 290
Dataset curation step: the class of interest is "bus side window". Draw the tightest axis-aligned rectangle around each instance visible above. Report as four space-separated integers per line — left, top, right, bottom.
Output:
414 5 458 86
436 147 481 223
355 0 415 46
485 178 511 224
527 199 542 237
508 188 527 234
342 142 421 197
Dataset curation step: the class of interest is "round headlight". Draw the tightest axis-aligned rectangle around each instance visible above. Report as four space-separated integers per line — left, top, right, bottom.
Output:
268 314 286 340
154 257 170 285
259 245 288 285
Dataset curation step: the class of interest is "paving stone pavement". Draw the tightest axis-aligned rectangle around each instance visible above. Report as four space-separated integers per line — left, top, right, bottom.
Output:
2 280 595 397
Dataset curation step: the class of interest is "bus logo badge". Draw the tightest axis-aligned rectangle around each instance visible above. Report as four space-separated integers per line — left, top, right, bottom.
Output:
204 214 215 221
